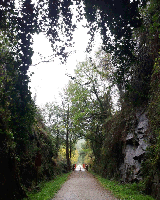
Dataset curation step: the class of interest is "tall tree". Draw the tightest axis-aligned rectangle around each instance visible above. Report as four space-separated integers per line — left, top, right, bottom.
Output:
65 104 70 171
66 56 113 163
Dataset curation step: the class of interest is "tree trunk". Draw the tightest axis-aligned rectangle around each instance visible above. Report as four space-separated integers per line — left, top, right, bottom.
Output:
56 129 59 158
70 137 72 159
66 104 70 171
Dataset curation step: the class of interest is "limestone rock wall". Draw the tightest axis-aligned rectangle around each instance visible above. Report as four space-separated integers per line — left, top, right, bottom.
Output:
120 111 150 182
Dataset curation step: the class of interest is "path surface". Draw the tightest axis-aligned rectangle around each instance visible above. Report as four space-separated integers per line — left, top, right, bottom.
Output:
53 170 118 200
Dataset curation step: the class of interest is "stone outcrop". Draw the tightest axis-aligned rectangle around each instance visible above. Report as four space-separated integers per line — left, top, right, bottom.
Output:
120 111 150 182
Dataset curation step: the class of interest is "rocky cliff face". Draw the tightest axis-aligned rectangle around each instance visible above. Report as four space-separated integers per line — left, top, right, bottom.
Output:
120 110 150 182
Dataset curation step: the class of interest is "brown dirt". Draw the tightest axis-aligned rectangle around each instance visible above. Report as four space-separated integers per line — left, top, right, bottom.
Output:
53 170 118 200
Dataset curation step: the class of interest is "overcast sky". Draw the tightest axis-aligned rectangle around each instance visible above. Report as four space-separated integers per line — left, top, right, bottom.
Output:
28 18 102 107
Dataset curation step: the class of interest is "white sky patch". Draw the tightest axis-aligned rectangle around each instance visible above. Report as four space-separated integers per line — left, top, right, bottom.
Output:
14 0 102 107
28 21 102 107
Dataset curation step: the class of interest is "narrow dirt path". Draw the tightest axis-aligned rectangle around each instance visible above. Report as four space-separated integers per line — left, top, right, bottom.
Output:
53 170 118 200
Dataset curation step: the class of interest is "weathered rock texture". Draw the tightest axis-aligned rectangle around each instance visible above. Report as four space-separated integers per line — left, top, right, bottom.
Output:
120 110 150 182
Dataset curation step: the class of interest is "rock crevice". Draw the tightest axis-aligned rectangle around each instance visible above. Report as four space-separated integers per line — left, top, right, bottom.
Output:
120 111 150 182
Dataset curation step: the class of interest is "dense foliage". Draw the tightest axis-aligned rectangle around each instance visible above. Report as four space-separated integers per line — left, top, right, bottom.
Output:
0 1 76 198
65 1 160 198
0 0 160 199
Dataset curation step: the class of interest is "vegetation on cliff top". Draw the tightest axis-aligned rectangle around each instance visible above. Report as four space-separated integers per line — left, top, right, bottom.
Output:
0 0 160 199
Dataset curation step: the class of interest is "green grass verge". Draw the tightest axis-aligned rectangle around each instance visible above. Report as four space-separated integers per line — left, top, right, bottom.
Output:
23 172 71 200
90 171 155 200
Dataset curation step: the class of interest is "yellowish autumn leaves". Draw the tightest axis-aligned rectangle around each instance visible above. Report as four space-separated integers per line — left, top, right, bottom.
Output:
58 147 79 164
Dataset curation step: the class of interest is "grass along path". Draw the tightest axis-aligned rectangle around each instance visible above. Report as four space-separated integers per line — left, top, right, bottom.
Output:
23 172 71 200
90 171 155 200
23 170 155 200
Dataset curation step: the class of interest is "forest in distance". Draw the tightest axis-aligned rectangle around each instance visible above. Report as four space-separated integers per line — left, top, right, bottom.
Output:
0 0 160 199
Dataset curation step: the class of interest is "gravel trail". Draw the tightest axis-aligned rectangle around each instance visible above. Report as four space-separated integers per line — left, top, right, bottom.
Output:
53 170 118 200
